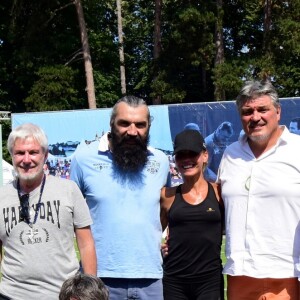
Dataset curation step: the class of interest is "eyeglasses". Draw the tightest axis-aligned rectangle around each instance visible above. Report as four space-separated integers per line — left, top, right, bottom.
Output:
20 194 30 223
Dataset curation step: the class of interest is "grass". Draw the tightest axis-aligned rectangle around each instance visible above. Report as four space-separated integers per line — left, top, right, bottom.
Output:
221 235 227 300
74 239 80 259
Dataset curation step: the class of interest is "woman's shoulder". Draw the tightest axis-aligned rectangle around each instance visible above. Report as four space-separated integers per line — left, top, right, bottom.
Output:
208 181 223 203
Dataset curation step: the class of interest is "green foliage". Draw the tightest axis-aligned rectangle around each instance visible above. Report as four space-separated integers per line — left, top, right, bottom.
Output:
1 0 300 114
0 121 12 163
156 1 216 102
150 71 186 103
24 65 82 111
212 61 245 100
121 0 155 99
93 70 120 107
274 64 300 97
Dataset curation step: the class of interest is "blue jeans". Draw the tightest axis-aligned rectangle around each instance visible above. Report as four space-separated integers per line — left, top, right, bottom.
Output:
101 278 163 300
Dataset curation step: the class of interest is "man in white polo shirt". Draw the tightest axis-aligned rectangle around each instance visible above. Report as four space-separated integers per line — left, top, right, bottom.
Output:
218 80 300 299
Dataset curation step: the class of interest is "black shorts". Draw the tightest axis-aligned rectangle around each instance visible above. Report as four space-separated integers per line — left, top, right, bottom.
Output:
163 270 224 300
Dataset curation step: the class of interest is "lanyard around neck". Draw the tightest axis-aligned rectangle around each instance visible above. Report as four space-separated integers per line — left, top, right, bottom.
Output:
17 175 46 227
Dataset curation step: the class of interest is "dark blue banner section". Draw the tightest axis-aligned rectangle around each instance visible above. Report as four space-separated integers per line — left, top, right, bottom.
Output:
168 98 300 141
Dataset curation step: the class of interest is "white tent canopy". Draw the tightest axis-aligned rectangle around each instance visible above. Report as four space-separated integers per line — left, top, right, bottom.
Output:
2 159 14 185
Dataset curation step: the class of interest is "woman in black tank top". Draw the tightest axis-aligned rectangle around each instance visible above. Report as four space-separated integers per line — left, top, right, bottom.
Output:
161 129 224 300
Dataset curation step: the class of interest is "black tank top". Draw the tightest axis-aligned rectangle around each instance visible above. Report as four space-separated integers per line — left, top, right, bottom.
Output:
163 182 223 279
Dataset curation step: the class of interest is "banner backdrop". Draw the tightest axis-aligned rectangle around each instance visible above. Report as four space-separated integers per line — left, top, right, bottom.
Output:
12 98 300 184
12 106 173 152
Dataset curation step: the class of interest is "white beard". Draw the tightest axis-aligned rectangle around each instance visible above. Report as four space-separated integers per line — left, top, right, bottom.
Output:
248 133 270 142
15 167 44 184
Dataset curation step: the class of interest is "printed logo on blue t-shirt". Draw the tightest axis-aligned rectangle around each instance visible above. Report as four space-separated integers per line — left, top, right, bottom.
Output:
146 160 161 174
93 162 110 171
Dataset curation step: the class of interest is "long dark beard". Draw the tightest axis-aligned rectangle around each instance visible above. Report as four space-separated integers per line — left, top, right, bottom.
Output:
110 130 149 173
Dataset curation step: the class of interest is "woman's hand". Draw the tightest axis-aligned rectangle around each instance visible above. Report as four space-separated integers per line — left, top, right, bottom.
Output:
161 239 169 258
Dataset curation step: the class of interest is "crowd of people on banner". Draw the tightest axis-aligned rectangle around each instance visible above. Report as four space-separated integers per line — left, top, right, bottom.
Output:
43 159 71 179
0 80 300 300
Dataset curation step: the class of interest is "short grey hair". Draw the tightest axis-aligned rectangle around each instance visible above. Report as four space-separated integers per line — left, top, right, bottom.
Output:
7 123 48 155
236 80 279 112
110 95 151 127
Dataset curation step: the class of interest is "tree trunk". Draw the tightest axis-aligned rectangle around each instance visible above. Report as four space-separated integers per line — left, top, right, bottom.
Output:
214 0 225 101
261 0 272 80
263 0 272 53
152 0 162 105
153 0 162 60
74 0 97 109
116 0 126 95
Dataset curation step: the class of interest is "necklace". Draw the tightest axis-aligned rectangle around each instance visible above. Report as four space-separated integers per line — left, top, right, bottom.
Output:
17 175 46 241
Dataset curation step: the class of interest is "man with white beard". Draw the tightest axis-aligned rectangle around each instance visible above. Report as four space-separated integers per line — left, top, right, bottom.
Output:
0 123 96 300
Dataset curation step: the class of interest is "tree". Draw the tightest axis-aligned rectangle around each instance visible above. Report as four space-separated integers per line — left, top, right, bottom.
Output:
3 0 300 113
0 0 86 112
116 0 126 95
24 65 81 111
74 0 97 108
83 0 121 107
214 0 226 101
154 0 216 103
152 0 163 104
270 0 300 96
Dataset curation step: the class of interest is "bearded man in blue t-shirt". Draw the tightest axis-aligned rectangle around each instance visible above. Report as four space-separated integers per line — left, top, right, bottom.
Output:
71 96 171 300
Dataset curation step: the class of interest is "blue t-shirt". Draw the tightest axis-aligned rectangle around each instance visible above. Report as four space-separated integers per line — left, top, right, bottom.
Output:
70 138 170 278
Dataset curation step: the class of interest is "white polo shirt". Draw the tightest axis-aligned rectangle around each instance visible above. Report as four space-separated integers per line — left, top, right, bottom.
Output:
218 126 300 278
